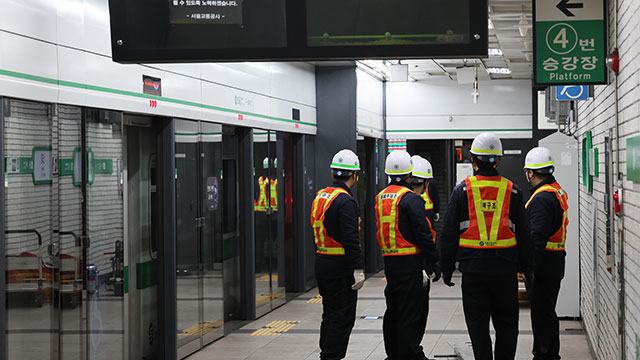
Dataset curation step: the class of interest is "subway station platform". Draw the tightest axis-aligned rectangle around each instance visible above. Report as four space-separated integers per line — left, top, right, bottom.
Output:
187 272 593 360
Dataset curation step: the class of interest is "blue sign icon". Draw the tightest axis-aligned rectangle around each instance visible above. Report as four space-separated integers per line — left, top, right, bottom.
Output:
556 85 589 101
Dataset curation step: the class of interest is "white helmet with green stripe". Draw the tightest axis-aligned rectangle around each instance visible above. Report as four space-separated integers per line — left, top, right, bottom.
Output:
470 132 503 157
411 155 433 179
331 149 360 171
524 147 555 170
385 150 414 176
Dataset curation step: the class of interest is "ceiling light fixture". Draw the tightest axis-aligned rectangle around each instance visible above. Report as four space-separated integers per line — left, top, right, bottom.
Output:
488 19 494 29
488 48 503 56
517 15 531 37
486 67 512 74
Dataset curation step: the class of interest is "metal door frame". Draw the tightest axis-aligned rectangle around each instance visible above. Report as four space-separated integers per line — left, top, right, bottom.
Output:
0 97 6 360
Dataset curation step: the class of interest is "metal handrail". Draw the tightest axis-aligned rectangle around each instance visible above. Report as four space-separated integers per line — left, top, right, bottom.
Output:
5 229 42 246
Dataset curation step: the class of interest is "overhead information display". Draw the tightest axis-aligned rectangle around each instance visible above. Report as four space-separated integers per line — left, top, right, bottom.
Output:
169 0 244 24
108 0 487 62
306 0 470 47
534 0 607 85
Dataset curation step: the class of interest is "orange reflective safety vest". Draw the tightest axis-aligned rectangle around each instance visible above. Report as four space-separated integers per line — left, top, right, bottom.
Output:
459 176 517 249
525 182 569 251
421 191 434 211
421 191 437 240
311 187 350 255
375 185 422 256
254 177 278 212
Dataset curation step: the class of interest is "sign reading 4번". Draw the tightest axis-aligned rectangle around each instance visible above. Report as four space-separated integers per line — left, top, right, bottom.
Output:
534 0 607 86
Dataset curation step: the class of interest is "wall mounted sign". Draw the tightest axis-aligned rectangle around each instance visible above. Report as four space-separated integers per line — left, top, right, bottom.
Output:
4 146 113 186
556 85 590 100
627 136 640 184
143 75 162 96
534 0 607 85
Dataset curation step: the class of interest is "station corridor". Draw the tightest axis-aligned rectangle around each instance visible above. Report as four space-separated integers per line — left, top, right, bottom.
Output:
187 272 592 360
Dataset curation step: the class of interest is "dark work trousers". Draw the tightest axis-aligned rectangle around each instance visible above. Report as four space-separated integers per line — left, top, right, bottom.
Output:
317 276 358 360
383 271 430 360
529 276 562 360
462 272 519 360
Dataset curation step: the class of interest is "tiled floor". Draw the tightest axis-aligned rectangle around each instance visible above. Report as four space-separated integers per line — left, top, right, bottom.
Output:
187 272 593 360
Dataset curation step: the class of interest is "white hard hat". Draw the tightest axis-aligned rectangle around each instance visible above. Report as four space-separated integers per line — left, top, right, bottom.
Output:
262 157 269 169
524 147 555 169
385 150 414 175
411 156 433 179
470 132 503 157
331 149 360 170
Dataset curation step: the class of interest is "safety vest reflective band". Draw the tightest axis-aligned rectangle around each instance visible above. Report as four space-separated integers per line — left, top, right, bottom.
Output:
311 187 349 255
254 177 278 212
426 216 436 243
525 182 569 251
254 176 268 212
459 176 517 249
375 185 421 256
421 191 434 211
270 178 278 211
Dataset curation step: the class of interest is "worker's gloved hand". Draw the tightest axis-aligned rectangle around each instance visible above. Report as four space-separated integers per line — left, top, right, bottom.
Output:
351 269 365 290
422 270 430 287
435 213 440 222
429 262 441 283
443 272 455 287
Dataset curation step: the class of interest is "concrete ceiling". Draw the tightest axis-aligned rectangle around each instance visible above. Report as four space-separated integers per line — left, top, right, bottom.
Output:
359 0 534 82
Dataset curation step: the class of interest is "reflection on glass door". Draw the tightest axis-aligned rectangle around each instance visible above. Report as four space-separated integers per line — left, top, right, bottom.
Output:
4 99 59 360
175 120 224 358
253 130 285 317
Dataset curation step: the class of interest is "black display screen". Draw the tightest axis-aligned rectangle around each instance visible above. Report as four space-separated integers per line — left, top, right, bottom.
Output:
108 0 486 63
306 0 470 47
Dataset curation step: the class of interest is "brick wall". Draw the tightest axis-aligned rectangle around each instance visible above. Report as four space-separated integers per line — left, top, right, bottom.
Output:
576 0 640 358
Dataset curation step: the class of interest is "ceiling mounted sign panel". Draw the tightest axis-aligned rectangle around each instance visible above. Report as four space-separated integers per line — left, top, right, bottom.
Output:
533 0 607 86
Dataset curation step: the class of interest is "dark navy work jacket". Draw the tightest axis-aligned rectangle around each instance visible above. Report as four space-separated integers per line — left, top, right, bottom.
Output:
314 182 365 278
527 176 566 280
380 180 439 276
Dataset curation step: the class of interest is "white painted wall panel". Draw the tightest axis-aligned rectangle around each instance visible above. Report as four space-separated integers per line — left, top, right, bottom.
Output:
0 32 58 103
82 0 112 56
201 63 272 97
56 0 85 50
356 68 384 138
386 78 533 139
0 2 317 135
57 46 88 106
0 0 57 43
269 62 316 107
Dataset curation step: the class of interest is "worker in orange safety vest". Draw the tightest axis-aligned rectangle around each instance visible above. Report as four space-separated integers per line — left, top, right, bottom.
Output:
524 147 569 360
376 150 440 360
439 132 534 360
312 149 365 360
410 155 437 242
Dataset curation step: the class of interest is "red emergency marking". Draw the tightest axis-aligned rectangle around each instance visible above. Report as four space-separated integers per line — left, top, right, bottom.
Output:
238 114 244 120
295 124 299 128
149 100 158 108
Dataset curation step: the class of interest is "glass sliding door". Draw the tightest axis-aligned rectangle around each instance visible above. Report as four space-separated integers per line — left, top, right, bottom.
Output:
199 122 224 345
175 120 224 358
85 109 125 360
253 130 286 317
4 99 59 359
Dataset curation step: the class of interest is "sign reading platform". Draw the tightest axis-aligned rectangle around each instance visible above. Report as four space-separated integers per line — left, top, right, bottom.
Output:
534 0 607 86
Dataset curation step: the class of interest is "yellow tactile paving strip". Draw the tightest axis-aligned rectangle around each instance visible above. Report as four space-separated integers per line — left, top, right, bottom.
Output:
178 320 223 337
250 320 299 336
256 292 286 304
307 295 322 303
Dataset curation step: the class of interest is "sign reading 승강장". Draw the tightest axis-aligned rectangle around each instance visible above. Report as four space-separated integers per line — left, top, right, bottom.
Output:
534 0 607 85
